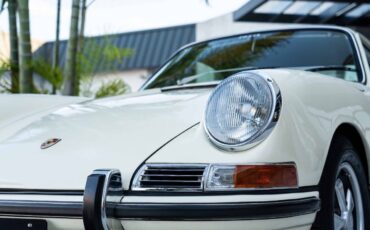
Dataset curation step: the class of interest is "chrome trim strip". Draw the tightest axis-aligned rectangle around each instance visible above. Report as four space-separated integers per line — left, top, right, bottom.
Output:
348 29 367 85
100 169 119 230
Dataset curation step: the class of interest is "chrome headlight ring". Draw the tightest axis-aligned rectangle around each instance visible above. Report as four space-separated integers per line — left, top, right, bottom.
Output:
204 71 281 151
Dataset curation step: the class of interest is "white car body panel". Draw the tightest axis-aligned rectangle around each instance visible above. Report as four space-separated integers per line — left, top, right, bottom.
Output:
0 89 208 189
0 94 87 142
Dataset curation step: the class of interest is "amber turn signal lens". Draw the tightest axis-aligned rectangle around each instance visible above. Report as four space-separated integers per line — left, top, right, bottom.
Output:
234 164 298 189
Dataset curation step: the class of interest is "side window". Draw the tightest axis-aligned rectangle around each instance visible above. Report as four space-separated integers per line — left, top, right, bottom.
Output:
362 38 370 68
365 46 370 67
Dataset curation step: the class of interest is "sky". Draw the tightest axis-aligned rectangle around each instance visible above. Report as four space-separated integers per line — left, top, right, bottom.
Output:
0 0 247 42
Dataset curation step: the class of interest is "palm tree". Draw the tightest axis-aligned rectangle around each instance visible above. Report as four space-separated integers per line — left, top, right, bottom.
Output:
52 0 61 94
17 0 33 93
79 0 87 51
7 0 19 93
62 0 81 96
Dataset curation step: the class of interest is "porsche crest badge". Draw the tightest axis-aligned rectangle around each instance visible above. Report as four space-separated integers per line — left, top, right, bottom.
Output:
41 138 61 149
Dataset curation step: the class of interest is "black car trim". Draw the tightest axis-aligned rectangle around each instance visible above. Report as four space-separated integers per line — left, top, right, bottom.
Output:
115 197 320 220
0 218 47 230
0 200 82 218
83 173 107 229
0 197 320 221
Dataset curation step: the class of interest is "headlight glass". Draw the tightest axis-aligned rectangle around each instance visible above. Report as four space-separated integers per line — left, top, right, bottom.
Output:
205 72 279 150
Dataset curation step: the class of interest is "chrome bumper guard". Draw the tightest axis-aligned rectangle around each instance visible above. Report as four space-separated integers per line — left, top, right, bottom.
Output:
83 169 124 230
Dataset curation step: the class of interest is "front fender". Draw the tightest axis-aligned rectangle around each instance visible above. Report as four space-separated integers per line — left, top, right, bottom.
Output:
148 69 370 187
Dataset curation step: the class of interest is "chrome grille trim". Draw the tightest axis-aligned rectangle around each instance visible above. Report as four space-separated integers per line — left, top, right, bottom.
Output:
132 164 208 192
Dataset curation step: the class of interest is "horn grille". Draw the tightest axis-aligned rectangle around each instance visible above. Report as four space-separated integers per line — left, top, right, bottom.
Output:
132 164 207 192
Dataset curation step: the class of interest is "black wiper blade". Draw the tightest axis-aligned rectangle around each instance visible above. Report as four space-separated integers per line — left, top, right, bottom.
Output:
161 81 219 92
304 65 356 72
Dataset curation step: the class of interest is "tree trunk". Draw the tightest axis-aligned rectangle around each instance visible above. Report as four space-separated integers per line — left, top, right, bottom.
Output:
62 0 80 96
17 0 33 93
52 0 61 94
78 0 86 52
7 0 19 93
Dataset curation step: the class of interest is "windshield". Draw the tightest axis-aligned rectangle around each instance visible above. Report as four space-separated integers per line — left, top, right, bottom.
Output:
143 29 361 89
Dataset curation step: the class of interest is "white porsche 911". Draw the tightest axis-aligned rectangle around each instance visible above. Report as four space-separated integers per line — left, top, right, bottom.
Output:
0 25 370 230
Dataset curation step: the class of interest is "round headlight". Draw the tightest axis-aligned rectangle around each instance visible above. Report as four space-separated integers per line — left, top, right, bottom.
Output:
205 71 280 151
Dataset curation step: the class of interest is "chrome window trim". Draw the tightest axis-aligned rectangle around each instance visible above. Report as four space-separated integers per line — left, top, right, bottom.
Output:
346 29 367 85
359 34 370 74
204 72 281 152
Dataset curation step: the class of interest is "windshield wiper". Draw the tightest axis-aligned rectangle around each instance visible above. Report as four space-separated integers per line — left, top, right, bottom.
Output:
176 66 279 86
304 65 357 72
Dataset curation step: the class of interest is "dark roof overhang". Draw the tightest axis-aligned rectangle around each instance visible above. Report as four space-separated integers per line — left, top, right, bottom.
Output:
234 1 369 27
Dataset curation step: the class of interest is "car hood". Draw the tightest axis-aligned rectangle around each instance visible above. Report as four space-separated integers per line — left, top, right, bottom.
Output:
0 89 211 190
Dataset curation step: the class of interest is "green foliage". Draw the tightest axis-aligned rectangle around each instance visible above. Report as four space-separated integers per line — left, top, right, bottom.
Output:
32 58 63 90
79 38 133 77
95 79 130 98
0 59 60 94
0 62 7 76
78 37 133 97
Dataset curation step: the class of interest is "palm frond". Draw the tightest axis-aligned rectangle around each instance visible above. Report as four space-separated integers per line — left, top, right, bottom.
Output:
95 79 130 99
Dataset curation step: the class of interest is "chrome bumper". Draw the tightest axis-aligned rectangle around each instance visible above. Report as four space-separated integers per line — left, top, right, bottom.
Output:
0 169 320 230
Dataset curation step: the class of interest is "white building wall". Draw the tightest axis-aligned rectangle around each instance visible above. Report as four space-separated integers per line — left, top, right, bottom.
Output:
196 13 300 41
89 69 150 94
0 31 44 62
